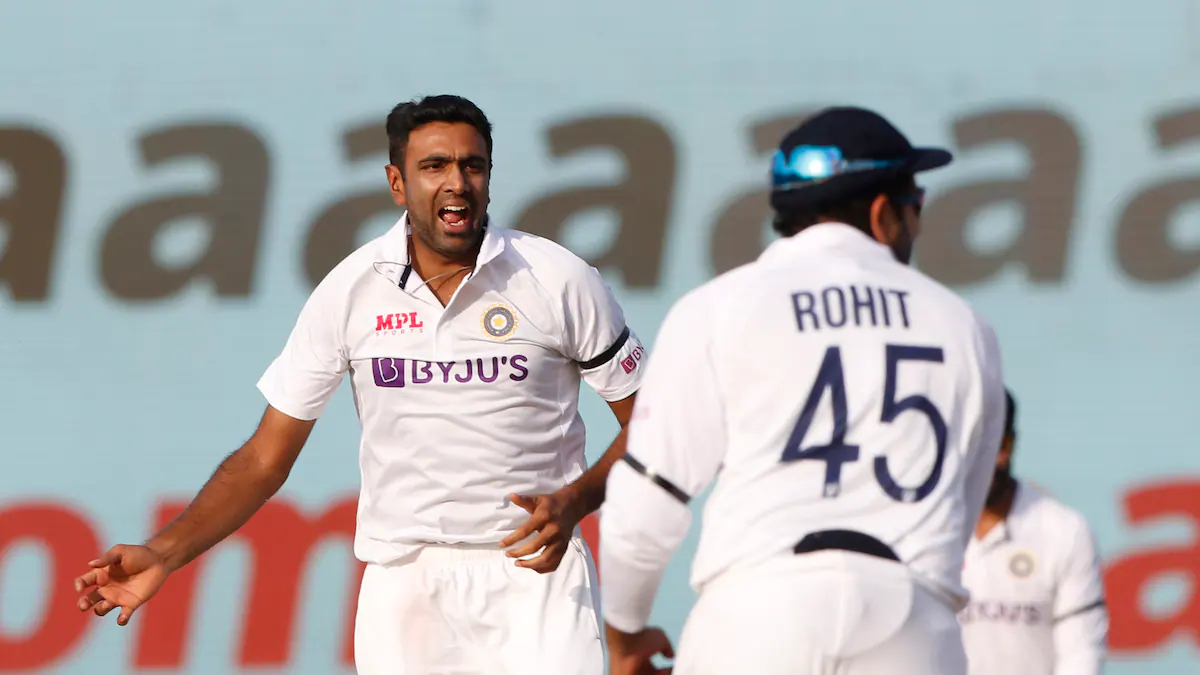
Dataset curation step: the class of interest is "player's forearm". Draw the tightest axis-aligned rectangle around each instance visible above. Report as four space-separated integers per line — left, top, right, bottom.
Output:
146 445 290 572
599 459 692 632
602 550 672 633
567 425 629 516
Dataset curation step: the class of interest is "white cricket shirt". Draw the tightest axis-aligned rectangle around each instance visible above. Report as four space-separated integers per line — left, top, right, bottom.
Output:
600 222 1006 633
257 215 646 565
960 481 1108 675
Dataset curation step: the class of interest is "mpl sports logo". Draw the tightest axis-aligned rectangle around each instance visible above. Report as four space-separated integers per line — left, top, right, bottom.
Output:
375 312 424 335
621 343 646 374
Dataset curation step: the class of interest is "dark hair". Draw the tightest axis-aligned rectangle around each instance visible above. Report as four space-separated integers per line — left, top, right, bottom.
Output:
386 94 494 170
772 173 914 237
1004 388 1017 437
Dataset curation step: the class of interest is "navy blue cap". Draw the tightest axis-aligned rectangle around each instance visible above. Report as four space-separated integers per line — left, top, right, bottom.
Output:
770 106 952 211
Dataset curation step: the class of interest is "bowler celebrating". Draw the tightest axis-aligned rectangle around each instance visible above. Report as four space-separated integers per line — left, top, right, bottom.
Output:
74 94 645 675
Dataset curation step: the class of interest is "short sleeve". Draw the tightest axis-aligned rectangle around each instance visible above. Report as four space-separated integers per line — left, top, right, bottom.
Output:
1054 518 1108 620
1051 516 1109 674
560 263 645 402
256 279 349 421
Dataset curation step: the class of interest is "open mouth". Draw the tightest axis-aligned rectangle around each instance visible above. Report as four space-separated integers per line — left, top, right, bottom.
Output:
436 204 463 222
438 205 471 233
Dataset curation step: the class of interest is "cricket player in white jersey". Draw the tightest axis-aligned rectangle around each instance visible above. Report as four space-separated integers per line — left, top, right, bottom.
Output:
960 389 1108 675
600 106 1008 675
72 94 648 674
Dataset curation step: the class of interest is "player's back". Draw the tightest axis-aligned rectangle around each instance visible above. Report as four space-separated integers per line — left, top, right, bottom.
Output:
692 222 1002 606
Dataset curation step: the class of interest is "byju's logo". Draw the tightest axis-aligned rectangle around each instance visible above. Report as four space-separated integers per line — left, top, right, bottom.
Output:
376 312 425 335
372 356 529 388
621 343 645 374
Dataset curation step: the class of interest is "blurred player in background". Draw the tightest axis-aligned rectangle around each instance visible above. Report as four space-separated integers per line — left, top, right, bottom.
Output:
599 107 1007 675
73 94 646 675
960 389 1108 675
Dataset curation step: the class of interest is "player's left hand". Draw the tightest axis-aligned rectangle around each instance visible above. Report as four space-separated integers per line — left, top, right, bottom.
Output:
500 487 587 573
606 625 674 675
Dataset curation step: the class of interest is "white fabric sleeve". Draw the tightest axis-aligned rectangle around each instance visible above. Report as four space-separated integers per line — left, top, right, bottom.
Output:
961 318 1007 543
1052 519 1108 675
600 291 727 633
560 262 646 402
255 278 349 421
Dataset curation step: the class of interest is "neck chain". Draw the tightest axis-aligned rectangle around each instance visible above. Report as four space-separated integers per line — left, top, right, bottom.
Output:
405 234 476 293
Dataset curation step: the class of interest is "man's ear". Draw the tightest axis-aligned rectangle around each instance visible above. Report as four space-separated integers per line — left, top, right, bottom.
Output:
385 164 407 207
868 193 900 246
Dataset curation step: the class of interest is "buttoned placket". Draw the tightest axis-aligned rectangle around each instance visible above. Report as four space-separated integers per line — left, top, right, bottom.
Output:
978 520 1012 551
388 224 506 359
971 481 1031 566
393 266 480 352
966 514 1014 578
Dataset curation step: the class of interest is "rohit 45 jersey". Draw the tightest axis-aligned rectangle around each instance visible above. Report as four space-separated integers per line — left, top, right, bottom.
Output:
601 222 1006 631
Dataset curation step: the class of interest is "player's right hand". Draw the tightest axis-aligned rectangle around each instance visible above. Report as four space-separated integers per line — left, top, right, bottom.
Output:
73 544 171 626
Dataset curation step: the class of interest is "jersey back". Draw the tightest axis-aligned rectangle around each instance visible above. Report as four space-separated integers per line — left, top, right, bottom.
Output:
692 225 1003 602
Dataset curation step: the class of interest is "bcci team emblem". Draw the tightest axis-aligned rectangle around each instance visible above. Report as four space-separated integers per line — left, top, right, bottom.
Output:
482 304 518 340
1009 551 1036 579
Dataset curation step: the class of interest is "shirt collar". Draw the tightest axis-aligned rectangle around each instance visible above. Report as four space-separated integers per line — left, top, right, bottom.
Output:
976 518 1011 549
381 212 507 268
757 222 896 265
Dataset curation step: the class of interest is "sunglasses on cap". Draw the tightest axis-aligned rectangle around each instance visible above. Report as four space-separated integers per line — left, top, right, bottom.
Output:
772 145 904 190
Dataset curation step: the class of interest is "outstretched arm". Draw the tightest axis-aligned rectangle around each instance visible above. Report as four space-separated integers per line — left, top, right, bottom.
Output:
74 405 316 625
146 405 315 570
77 268 350 625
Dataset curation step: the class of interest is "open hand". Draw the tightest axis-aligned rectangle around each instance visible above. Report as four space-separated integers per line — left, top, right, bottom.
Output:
73 544 171 626
499 488 586 573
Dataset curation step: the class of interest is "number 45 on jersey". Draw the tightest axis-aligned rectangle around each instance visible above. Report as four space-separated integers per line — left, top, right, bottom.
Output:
782 344 949 503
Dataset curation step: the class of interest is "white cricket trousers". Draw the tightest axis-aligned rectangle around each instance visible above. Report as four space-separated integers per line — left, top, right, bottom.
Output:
675 550 967 675
353 536 604 675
